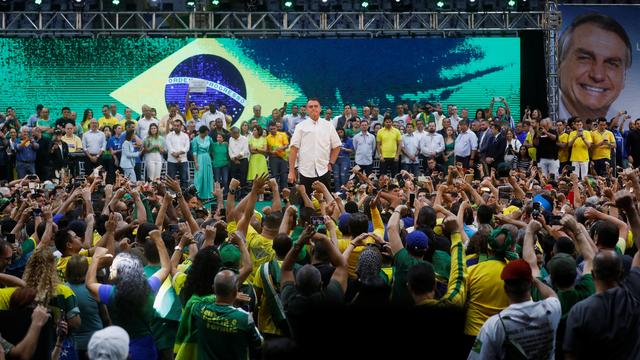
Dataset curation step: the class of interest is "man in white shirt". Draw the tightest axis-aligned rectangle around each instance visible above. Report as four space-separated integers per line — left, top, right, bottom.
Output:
165 119 190 189
420 122 445 167
469 255 561 360
352 120 376 175
393 104 409 127
401 123 421 176
432 103 446 131
284 104 303 136
228 126 250 196
137 105 159 140
289 98 341 194
201 102 226 130
82 119 106 176
110 103 123 121
159 104 184 135
449 105 462 130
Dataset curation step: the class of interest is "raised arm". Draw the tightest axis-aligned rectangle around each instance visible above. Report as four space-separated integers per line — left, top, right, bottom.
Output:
268 178 282 212
279 206 296 235
388 204 406 255
315 232 348 293
164 177 198 234
560 215 596 274
295 184 314 209
237 174 269 237
523 220 542 278
131 189 147 224
230 231 253 285
148 230 171 283
615 190 640 268
85 247 111 300
154 194 172 230
281 225 314 288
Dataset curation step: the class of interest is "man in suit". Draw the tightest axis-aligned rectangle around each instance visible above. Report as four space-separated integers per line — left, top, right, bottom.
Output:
485 123 506 170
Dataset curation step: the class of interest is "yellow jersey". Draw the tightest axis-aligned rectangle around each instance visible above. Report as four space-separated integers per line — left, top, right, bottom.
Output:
98 116 120 129
568 130 592 162
464 259 510 336
376 127 402 158
558 133 569 163
590 129 614 160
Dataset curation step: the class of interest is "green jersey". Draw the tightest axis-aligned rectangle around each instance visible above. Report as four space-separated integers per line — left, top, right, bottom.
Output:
391 248 429 306
192 301 263 360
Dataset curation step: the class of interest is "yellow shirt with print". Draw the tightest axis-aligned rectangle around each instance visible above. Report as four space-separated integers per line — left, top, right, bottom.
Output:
57 249 92 282
266 132 289 159
558 133 569 163
464 259 510 336
98 116 120 129
590 130 615 160
62 135 83 152
376 127 402 158
568 130 592 162
227 221 276 285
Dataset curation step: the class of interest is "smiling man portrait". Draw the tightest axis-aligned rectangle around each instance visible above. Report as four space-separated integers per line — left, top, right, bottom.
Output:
558 13 632 121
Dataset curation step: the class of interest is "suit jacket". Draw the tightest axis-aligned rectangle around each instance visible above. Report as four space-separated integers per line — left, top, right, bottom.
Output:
486 131 507 164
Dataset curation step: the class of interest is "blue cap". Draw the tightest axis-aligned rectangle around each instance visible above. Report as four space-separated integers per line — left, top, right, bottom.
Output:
338 213 351 231
402 217 414 229
405 230 429 251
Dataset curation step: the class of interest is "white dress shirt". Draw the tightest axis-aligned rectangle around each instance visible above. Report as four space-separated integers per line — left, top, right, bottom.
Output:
290 117 341 178
228 135 250 160
201 110 226 129
137 117 159 140
165 131 190 163
432 112 446 131
401 132 420 164
419 131 445 158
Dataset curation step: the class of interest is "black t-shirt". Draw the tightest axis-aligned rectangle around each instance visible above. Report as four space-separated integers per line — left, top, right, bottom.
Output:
535 129 558 160
36 137 52 163
312 262 335 289
564 267 640 359
55 117 75 130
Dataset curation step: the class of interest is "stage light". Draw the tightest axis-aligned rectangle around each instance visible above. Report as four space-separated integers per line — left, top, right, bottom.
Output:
212 0 220 5
507 0 516 6
112 0 120 4
71 0 86 10
283 0 293 8
186 0 196 7
361 1 369 9
321 0 328 2
34 0 42 4
436 0 444 8
469 0 476 2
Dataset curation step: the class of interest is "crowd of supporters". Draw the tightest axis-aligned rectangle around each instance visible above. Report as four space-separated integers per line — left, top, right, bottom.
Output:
0 98 639 359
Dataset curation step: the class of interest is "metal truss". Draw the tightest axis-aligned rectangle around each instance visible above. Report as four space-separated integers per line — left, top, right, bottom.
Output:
544 0 560 121
0 11 547 37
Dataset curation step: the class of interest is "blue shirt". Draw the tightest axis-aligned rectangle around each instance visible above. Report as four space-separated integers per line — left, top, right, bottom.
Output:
14 139 37 162
454 130 478 157
352 132 376 165
338 137 353 159
107 134 123 153
612 129 625 160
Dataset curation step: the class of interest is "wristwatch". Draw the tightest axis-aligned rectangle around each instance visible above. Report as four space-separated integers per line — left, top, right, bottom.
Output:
229 188 237 195
174 245 183 251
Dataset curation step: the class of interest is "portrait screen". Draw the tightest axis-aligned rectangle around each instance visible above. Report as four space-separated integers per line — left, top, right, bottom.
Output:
558 5 640 129
0 37 520 123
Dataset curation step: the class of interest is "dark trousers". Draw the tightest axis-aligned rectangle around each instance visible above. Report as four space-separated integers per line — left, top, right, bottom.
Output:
357 164 373 176
213 166 230 194
230 158 249 196
103 157 117 184
134 162 142 182
379 158 399 177
299 171 331 199
402 163 420 177
36 165 53 181
269 156 289 190
455 155 471 169
83 157 101 176
593 158 609 177
167 161 188 190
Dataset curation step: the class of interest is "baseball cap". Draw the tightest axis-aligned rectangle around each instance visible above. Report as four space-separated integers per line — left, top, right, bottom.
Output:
219 243 241 268
405 230 429 251
500 259 532 282
88 326 130 360
547 253 577 281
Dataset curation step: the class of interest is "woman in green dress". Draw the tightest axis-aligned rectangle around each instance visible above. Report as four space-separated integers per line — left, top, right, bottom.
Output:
191 126 214 200
212 133 230 194
443 125 456 172
247 125 268 181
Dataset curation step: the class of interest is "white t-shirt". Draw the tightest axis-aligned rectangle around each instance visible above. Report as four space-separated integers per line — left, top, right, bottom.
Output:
468 297 561 360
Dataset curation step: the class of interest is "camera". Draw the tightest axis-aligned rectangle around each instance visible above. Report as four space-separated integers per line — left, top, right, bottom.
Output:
532 201 541 218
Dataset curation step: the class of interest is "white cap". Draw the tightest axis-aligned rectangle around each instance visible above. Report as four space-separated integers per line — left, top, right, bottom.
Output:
88 326 129 360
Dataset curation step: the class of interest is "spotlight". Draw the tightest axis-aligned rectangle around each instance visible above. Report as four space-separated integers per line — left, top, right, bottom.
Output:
186 0 196 7
112 0 120 4
436 0 444 8
212 0 220 4
283 0 293 8
71 0 86 10
507 0 516 7
34 0 42 4
361 1 369 9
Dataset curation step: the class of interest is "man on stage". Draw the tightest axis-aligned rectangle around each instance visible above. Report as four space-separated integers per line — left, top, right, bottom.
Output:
288 98 341 193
